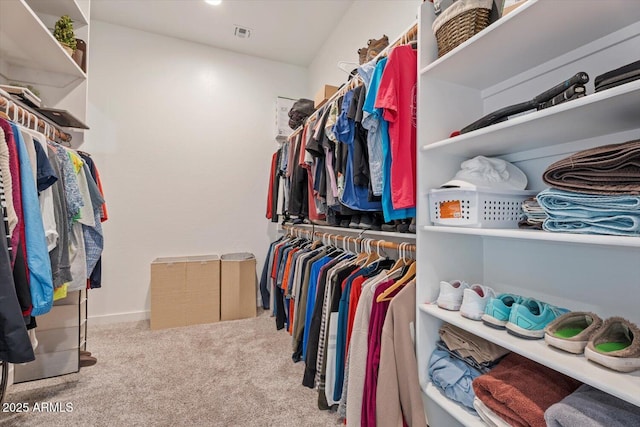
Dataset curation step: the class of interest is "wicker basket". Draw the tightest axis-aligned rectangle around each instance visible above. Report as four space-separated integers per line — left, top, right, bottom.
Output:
433 0 493 57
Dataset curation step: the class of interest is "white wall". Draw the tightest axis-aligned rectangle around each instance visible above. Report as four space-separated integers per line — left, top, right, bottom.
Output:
308 0 421 95
84 20 308 323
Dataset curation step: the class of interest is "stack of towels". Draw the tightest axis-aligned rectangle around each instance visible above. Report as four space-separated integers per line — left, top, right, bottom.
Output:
538 139 640 236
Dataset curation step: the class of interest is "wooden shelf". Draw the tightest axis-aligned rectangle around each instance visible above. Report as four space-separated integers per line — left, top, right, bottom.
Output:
419 303 640 407
26 0 88 27
0 0 86 88
421 226 640 249
420 80 640 157
420 0 640 91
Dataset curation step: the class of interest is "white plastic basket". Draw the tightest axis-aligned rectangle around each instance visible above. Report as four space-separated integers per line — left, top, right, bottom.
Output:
428 188 538 228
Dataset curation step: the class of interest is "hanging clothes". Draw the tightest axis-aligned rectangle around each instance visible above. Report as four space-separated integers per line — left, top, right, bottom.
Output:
375 44 418 211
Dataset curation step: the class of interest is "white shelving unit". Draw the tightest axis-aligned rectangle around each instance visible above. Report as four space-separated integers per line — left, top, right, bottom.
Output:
0 0 91 386
0 0 90 146
416 1 640 425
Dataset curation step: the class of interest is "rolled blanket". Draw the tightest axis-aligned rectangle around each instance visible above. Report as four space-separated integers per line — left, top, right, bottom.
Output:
472 353 582 427
537 188 640 235
543 139 640 194
545 384 640 427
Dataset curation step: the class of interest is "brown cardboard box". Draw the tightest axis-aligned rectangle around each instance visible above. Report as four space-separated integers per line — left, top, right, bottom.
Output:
502 0 527 17
220 253 257 321
314 84 339 109
150 255 220 330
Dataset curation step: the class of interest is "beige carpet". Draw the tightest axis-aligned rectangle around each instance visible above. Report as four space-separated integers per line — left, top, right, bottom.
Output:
3 311 340 426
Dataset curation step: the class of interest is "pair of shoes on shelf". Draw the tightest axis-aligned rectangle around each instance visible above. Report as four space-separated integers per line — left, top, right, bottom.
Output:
482 294 569 340
545 313 640 372
436 280 496 321
409 217 416 233
348 214 382 230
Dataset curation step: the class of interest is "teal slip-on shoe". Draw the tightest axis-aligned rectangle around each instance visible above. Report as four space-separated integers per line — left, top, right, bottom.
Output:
481 293 523 329
506 299 570 340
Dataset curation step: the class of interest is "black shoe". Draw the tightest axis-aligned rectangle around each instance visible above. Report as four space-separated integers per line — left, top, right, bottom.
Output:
349 215 361 229
339 219 351 228
358 214 373 229
397 220 410 233
409 217 416 233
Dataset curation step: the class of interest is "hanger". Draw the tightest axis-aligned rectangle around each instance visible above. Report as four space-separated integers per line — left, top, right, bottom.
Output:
0 98 10 120
376 258 416 303
362 239 384 267
388 242 410 274
337 61 359 75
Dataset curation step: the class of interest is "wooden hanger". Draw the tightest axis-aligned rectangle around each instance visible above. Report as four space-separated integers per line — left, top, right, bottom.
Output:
387 242 410 274
376 259 416 303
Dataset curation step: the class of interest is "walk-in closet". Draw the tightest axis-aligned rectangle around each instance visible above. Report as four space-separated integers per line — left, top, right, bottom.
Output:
0 0 639 426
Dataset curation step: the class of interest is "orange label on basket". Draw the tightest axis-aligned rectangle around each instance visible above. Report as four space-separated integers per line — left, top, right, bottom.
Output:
440 201 462 219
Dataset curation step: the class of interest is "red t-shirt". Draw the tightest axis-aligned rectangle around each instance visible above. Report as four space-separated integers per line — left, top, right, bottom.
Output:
375 45 417 210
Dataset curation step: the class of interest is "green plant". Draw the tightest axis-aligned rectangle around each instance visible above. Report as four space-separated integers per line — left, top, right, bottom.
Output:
53 15 76 50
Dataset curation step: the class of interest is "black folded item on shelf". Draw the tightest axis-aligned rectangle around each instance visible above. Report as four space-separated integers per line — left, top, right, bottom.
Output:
595 59 640 92
460 72 590 134
537 84 586 111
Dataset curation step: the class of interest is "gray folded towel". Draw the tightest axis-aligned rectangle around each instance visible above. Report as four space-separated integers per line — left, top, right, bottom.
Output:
543 139 640 194
545 384 640 427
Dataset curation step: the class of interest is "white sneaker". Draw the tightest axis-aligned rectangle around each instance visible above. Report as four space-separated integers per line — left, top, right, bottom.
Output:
460 284 496 320
436 280 469 311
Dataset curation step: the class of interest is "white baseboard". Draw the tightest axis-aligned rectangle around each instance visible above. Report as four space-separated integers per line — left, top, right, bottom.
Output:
88 310 150 325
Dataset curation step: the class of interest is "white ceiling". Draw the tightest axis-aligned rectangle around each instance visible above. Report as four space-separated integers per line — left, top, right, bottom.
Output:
91 0 355 67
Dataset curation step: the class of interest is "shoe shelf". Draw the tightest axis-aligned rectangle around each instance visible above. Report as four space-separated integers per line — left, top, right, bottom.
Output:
419 0 640 91
419 303 640 407
424 382 486 427
0 0 86 88
420 226 640 249
419 79 640 157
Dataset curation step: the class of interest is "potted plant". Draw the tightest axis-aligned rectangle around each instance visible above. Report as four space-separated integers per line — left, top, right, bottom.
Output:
53 15 77 56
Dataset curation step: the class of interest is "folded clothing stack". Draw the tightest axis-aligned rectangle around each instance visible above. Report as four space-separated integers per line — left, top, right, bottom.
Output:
472 353 582 427
428 324 510 412
537 188 640 235
518 197 546 229
545 384 640 427
539 139 640 236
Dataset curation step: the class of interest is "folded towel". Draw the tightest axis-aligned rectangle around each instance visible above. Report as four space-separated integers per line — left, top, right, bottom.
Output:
537 188 640 235
439 323 510 364
543 139 640 194
473 397 512 427
472 353 582 427
545 384 640 427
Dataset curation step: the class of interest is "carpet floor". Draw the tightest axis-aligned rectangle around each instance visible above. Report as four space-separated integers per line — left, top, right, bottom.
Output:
2 311 340 426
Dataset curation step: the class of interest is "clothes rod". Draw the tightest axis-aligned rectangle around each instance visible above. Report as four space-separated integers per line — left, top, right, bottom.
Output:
0 95 71 143
282 225 416 252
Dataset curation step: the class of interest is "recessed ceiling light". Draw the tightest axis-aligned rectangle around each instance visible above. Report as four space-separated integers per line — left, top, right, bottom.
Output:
205 0 222 5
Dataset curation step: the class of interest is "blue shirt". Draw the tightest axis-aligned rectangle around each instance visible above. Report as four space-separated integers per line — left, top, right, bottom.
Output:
364 58 415 220
302 255 333 359
429 348 482 411
12 124 54 317
334 91 382 212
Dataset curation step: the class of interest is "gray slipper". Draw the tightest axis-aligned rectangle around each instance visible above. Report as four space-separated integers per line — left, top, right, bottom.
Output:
544 311 603 354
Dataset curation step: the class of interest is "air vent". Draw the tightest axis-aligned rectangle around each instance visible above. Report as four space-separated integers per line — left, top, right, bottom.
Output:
234 26 251 39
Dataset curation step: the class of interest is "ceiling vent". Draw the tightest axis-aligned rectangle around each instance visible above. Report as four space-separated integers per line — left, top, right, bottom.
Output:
234 26 251 39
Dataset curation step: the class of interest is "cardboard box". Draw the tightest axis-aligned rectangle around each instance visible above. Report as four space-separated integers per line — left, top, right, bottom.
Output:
150 255 220 330
502 0 527 16
220 253 257 321
314 85 339 109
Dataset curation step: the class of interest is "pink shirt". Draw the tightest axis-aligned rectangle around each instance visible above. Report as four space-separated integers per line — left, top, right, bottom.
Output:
375 45 417 210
